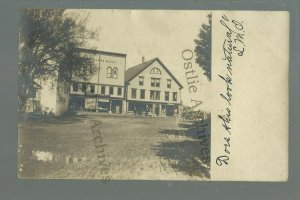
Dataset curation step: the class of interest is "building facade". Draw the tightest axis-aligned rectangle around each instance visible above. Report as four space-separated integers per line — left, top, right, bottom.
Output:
125 57 183 117
69 49 127 114
23 49 183 117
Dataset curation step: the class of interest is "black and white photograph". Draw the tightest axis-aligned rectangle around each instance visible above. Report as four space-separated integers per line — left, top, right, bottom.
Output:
18 9 212 180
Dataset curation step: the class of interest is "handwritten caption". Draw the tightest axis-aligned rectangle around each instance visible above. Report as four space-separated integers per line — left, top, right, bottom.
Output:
216 14 245 167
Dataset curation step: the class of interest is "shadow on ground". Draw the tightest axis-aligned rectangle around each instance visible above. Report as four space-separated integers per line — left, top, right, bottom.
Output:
154 118 211 179
159 119 211 140
153 140 210 179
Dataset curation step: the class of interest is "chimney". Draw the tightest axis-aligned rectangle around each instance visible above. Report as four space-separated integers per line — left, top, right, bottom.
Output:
142 56 145 63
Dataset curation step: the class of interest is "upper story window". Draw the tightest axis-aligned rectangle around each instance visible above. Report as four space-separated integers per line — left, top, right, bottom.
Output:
131 89 137 98
118 87 122 96
107 67 112 78
101 86 106 94
150 67 161 75
140 89 145 99
73 83 78 92
165 91 169 101
107 67 118 78
139 76 144 86
109 86 114 95
113 68 118 78
82 83 87 92
173 92 178 102
150 90 160 101
151 78 160 87
90 85 95 93
167 79 172 88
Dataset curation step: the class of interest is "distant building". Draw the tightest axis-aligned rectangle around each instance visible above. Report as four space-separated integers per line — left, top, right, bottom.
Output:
23 73 70 116
125 57 183 117
69 49 127 114
22 49 183 117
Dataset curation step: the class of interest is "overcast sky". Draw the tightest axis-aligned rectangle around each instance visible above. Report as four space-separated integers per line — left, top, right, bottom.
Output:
70 9 211 110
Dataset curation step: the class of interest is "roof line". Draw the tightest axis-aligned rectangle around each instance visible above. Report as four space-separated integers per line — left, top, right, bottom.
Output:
76 48 127 57
126 57 183 89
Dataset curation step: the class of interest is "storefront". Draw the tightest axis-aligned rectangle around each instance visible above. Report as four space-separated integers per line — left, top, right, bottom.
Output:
69 94 123 114
126 101 180 117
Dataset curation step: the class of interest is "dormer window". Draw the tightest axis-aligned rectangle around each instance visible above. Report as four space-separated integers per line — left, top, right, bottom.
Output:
150 67 161 75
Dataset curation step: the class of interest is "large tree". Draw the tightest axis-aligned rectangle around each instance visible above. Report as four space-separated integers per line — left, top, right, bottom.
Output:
18 9 98 112
194 13 211 81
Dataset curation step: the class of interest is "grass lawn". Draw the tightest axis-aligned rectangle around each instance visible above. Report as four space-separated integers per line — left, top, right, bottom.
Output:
18 113 210 180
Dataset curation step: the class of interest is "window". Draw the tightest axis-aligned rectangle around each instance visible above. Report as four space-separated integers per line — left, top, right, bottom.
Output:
156 91 160 100
150 67 161 74
173 92 177 102
107 67 112 78
118 87 122 96
167 79 171 88
113 68 118 79
78 83 82 91
165 91 169 101
73 83 78 92
131 89 137 98
90 85 95 93
150 90 160 100
139 76 144 86
140 89 145 99
101 86 106 94
150 91 155 100
82 84 87 92
151 78 160 87
109 86 114 95
107 67 118 78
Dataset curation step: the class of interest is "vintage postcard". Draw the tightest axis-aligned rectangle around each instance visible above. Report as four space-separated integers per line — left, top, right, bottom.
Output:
18 9 288 181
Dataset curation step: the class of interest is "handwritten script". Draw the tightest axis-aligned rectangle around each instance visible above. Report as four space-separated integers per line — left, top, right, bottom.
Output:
216 14 245 167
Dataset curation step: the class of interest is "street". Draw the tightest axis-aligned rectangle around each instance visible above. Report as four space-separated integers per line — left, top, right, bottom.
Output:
18 114 210 180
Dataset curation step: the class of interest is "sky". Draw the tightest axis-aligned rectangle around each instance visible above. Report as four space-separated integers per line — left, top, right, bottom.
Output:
70 9 211 110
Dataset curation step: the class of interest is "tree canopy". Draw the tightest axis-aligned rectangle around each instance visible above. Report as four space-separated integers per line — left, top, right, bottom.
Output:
194 13 211 81
18 9 98 112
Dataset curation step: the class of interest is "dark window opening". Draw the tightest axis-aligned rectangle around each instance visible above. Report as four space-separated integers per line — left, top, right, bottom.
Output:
101 86 106 94
140 89 145 99
173 92 177 102
109 86 114 95
118 87 122 96
165 91 169 101
131 89 137 98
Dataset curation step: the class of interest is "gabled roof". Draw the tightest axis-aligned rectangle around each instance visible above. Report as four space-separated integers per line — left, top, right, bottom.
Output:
125 57 183 89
